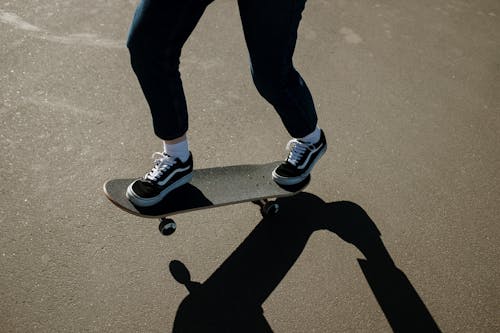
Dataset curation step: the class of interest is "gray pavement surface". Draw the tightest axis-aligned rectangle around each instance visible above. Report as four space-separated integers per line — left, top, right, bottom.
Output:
1 0 499 332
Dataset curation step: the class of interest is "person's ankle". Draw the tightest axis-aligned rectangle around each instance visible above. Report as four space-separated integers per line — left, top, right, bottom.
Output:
163 140 190 162
299 126 321 144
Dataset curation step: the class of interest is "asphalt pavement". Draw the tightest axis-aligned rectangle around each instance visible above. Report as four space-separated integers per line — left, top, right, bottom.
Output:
1 0 499 332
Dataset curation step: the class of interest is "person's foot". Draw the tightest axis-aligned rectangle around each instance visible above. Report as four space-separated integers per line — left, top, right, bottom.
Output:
126 152 193 207
272 129 327 186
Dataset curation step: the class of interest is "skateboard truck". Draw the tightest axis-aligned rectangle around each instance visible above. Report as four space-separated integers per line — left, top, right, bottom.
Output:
158 200 279 236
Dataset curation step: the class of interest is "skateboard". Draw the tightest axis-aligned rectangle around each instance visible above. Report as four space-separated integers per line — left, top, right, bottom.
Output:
103 161 309 235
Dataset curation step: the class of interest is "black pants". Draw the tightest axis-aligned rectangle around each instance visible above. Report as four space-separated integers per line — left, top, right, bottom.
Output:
127 0 318 140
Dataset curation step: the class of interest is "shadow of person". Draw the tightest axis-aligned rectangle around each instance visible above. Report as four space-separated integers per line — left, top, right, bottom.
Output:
169 193 441 332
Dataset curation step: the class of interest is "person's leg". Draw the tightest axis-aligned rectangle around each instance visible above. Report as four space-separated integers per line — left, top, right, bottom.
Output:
127 0 213 142
126 0 212 206
237 0 317 139
238 0 327 185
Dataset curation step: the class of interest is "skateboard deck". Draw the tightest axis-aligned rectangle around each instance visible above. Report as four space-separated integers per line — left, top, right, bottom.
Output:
103 161 309 219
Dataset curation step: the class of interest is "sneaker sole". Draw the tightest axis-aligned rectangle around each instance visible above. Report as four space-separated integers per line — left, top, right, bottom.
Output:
126 172 193 207
272 143 327 186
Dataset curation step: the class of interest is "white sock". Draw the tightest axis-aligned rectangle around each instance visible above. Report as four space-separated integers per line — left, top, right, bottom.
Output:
163 140 189 162
300 126 321 144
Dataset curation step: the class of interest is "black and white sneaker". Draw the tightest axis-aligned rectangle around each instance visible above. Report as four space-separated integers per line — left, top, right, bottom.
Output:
126 152 193 207
272 130 327 186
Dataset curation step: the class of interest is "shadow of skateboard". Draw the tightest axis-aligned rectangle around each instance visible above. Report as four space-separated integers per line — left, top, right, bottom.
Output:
103 162 309 235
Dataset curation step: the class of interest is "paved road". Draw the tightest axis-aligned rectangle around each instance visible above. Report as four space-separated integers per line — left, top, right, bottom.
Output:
1 0 499 332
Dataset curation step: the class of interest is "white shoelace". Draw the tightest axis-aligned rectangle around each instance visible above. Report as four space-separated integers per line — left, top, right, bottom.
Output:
286 139 314 166
145 152 177 182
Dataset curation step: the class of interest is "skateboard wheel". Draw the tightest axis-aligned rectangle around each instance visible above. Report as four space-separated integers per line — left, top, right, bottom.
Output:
262 202 279 217
159 218 176 236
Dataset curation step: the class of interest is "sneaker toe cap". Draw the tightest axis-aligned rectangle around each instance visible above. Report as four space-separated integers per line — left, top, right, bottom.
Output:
274 163 300 177
130 179 159 198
